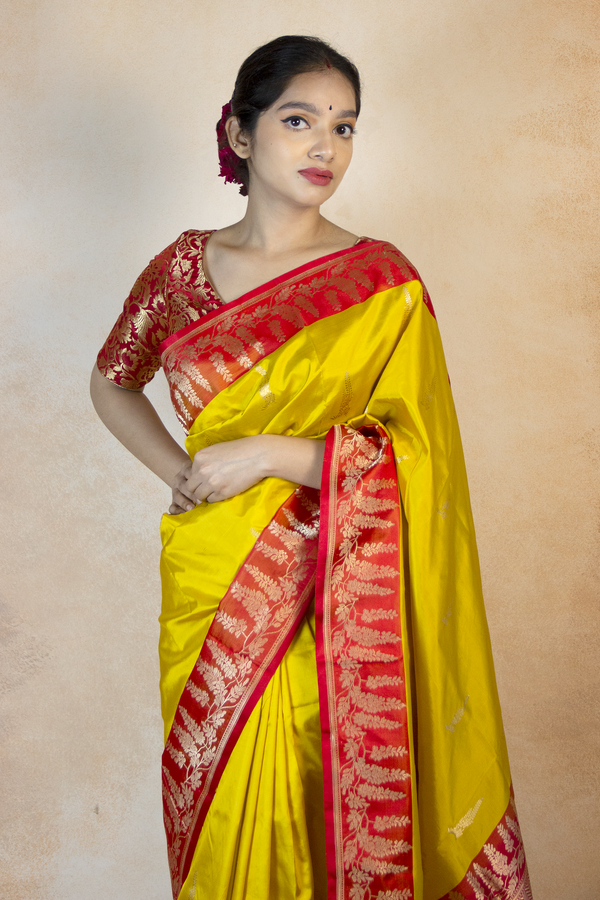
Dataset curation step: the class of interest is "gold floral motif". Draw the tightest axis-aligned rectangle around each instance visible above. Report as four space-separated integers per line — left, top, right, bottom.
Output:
370 745 409 762
442 601 454 626
449 798 483 838
331 372 353 420
442 795 533 900
445 695 469 734
419 374 437 410
254 364 276 408
362 609 398 624
376 889 412 900
373 815 411 831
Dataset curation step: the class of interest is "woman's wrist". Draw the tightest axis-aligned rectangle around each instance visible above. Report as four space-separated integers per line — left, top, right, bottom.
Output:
259 434 325 488
160 447 192 488
255 434 284 479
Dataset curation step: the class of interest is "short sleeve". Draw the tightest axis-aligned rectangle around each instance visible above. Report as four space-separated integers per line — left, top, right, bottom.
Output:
96 239 177 389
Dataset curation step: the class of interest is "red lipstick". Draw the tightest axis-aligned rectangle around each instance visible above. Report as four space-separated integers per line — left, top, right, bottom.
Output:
299 167 333 186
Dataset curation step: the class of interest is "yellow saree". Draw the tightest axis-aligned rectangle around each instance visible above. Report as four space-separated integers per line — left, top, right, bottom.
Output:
155 238 531 900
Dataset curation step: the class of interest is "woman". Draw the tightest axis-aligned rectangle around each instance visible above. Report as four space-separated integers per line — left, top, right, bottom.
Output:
91 35 531 900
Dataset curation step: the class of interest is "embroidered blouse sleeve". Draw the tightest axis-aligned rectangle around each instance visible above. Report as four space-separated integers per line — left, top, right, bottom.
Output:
96 240 177 389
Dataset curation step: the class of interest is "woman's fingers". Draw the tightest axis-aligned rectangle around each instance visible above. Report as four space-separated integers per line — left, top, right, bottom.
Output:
171 487 196 513
182 437 269 504
186 458 212 494
177 482 198 504
191 480 213 503
172 463 199 503
169 459 212 514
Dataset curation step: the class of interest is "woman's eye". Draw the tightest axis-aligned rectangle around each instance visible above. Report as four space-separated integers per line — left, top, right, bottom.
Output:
334 124 355 138
283 116 309 129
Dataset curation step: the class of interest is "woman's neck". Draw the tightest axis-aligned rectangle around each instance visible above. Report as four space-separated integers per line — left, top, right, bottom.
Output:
204 188 358 304
225 188 334 258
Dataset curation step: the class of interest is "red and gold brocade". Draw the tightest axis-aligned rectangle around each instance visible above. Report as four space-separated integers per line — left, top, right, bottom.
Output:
97 230 222 390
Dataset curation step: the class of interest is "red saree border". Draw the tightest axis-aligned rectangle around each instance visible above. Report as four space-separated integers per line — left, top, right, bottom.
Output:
440 792 532 900
316 424 414 900
159 237 379 355
162 486 320 899
159 240 435 433
316 422 339 896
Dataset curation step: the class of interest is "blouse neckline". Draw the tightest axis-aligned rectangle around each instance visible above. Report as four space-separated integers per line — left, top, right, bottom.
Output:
197 229 371 307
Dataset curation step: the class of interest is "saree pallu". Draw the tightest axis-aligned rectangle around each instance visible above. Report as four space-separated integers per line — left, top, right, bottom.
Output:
158 241 532 900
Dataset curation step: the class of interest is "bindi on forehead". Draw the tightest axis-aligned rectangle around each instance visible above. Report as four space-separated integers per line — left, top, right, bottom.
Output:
276 100 357 118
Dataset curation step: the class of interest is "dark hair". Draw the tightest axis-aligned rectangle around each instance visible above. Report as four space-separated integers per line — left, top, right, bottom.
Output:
220 35 361 196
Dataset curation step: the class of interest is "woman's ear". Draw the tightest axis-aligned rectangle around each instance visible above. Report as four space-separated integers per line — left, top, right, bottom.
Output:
226 117 251 159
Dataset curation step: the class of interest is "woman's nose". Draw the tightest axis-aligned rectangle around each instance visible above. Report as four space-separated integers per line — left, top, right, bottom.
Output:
309 128 335 162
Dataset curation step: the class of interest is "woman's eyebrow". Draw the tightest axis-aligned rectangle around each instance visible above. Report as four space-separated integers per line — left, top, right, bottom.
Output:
277 101 357 118
277 101 320 114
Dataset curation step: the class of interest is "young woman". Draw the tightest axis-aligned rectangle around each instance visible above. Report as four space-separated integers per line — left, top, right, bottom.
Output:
91 35 531 900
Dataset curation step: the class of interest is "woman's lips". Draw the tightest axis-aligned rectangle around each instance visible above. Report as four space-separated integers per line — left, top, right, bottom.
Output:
299 168 333 186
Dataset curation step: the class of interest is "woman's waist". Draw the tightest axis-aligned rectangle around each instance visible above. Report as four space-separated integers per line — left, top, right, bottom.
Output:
160 475 298 596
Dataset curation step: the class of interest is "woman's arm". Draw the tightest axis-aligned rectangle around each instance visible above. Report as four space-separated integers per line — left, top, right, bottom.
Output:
183 435 325 504
90 364 325 511
90 364 197 507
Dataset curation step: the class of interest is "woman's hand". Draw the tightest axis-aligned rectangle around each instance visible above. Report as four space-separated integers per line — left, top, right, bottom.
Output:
169 436 270 512
168 434 326 513
169 460 199 514
187 436 272 503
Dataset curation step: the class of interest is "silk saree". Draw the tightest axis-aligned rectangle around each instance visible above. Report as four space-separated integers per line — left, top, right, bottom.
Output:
130 236 530 900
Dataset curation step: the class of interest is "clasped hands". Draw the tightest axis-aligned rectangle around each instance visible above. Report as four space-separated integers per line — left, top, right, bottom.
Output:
168 433 325 515
169 435 272 515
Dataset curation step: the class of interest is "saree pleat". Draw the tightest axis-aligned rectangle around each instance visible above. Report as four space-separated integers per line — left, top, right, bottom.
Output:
178 608 327 900
157 241 531 900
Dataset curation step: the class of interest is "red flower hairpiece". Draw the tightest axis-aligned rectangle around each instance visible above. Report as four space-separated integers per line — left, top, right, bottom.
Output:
216 101 247 196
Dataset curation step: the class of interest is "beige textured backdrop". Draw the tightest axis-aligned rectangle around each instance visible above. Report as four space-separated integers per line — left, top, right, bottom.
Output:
1 1 598 897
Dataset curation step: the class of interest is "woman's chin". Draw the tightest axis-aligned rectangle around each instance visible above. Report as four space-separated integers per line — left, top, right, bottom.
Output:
250 173 337 207
290 181 339 207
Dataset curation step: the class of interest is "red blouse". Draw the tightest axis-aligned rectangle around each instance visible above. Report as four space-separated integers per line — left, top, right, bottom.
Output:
97 230 222 389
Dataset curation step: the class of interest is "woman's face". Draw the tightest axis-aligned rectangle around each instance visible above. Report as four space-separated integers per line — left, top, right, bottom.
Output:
241 69 357 206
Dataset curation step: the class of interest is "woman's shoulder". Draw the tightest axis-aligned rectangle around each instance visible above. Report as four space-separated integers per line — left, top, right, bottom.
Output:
152 228 215 284
357 235 411 261
355 238 435 318
166 228 215 259
137 229 212 280
355 237 424 285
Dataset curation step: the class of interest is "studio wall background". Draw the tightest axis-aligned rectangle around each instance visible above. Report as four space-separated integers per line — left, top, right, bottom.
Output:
1 1 598 897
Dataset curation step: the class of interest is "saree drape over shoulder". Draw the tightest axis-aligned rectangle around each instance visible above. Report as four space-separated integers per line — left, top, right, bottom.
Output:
98 232 531 900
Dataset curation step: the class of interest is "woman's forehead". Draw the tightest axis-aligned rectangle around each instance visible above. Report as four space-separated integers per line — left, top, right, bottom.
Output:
273 69 357 113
